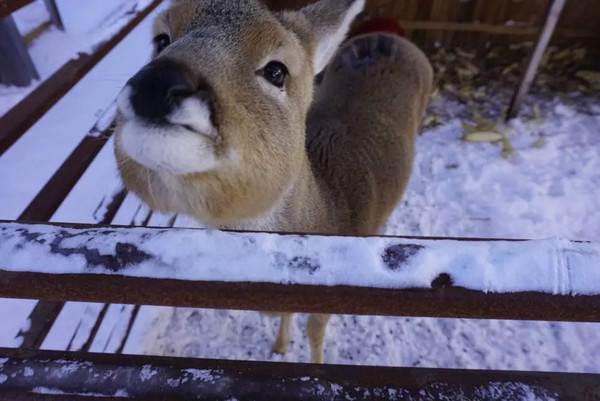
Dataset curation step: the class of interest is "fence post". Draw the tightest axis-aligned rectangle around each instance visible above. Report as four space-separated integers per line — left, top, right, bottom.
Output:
43 0 64 30
505 0 566 120
0 15 39 87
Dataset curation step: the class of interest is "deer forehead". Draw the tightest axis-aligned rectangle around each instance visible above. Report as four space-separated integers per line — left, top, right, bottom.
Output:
155 0 307 70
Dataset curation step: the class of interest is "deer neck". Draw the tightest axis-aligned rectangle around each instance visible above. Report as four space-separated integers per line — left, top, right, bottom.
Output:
220 152 330 233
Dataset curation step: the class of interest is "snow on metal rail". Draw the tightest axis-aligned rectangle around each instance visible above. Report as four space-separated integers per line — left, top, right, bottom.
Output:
1 347 599 401
0 221 599 321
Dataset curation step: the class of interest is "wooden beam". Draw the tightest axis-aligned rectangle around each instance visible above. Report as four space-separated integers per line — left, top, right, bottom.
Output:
0 348 598 400
506 0 567 120
395 19 597 38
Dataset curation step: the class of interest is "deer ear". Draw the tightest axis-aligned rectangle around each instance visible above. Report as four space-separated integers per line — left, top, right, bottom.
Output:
300 0 365 73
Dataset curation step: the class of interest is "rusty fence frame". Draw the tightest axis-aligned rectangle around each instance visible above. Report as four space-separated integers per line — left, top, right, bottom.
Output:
0 221 599 322
0 222 599 399
1 347 599 400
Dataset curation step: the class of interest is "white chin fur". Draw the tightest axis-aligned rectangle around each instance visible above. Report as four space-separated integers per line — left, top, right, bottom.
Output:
119 120 219 175
117 85 221 176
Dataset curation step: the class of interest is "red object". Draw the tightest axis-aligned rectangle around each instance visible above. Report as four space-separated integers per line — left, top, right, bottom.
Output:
348 17 405 39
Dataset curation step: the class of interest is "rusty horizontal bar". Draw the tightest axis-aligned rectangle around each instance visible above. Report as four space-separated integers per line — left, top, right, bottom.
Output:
0 221 599 321
1 271 599 321
0 0 163 156
0 347 598 400
0 0 34 19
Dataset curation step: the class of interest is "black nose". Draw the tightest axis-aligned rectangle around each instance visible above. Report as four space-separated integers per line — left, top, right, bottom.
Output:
127 59 196 122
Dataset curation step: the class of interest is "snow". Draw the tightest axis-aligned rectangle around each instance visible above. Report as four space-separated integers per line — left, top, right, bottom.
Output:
0 0 153 118
2 222 599 296
12 1 49 36
0 299 37 348
57 0 144 34
88 304 136 353
41 302 104 351
0 2 160 219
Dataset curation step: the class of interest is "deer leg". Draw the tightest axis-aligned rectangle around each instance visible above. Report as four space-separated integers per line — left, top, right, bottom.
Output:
306 313 331 363
272 313 293 354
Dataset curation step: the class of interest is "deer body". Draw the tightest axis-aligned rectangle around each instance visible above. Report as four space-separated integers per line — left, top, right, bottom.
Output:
114 0 432 363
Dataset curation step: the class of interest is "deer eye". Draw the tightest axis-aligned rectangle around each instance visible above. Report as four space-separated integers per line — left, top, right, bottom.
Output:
261 61 288 88
153 33 170 54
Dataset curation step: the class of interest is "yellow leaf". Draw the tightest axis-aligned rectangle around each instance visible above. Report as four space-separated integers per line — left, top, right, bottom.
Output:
461 121 479 134
572 48 586 60
502 63 520 75
576 70 600 86
463 132 504 143
532 137 545 148
533 103 541 119
472 114 497 131
501 137 515 158
422 115 435 126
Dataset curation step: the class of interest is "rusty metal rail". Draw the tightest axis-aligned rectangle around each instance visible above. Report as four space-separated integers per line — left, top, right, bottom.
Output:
1 221 599 322
0 347 598 400
0 0 34 19
2 271 600 322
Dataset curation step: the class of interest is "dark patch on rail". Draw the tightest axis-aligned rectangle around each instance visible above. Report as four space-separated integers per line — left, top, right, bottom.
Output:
382 244 424 270
288 256 320 273
13 228 47 245
47 229 151 271
431 273 454 289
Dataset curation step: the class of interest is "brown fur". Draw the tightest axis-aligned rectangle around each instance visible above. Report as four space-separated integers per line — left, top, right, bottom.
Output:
114 0 432 363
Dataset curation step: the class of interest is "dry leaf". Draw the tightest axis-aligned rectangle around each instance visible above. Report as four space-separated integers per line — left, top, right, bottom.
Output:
501 137 515 158
462 121 479 134
552 49 571 61
455 48 475 59
463 132 504 143
575 70 600 86
471 114 497 131
502 63 520 75
532 137 545 148
572 48 586 60
533 103 541 119
422 115 435 126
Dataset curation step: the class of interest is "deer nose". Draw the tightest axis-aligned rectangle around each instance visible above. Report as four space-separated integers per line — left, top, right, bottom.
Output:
126 59 196 122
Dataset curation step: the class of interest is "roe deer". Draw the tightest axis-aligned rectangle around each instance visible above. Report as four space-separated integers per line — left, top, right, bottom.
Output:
114 0 433 363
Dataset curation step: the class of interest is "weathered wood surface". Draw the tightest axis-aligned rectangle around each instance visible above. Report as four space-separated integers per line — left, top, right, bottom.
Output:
0 348 599 400
264 0 600 46
1 221 599 321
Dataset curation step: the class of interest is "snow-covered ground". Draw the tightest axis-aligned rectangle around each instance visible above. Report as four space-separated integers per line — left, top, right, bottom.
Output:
0 0 599 381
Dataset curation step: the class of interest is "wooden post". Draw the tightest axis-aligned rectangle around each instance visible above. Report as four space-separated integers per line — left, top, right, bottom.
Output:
506 0 566 120
0 15 39 86
43 0 64 30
